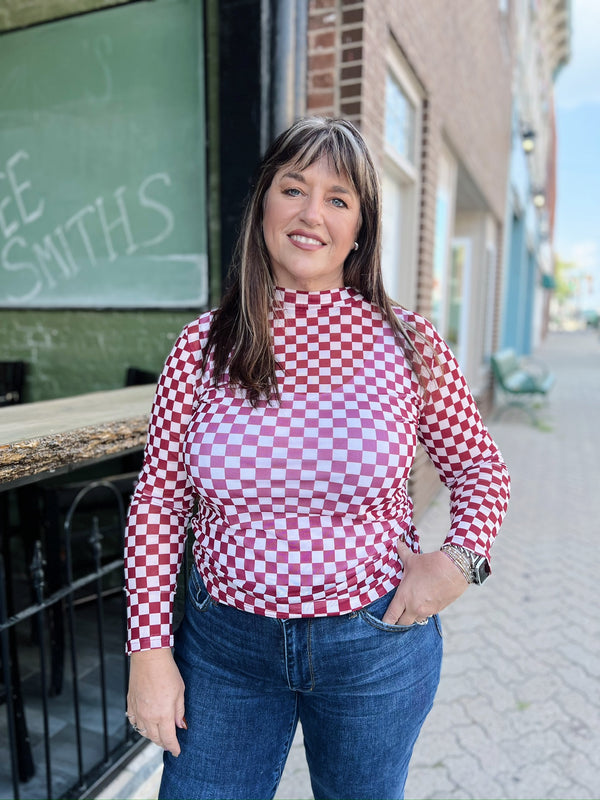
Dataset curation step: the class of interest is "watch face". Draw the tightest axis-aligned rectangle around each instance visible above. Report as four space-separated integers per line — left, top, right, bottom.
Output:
474 556 491 584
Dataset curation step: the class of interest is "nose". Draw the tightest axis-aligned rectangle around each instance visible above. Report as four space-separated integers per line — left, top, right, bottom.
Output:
299 193 323 226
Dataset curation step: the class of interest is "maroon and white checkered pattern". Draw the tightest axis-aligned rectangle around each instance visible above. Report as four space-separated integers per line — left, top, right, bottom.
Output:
125 288 510 653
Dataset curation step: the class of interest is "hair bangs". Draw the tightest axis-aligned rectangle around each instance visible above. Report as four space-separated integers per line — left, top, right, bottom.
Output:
278 122 367 199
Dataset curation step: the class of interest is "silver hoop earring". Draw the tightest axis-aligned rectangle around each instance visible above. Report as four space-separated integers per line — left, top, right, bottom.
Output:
353 242 359 251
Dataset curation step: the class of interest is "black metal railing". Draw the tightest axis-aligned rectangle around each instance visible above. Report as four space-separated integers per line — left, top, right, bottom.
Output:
0 479 144 800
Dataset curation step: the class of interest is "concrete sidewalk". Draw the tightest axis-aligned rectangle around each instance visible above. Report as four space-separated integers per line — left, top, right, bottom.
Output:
102 329 600 800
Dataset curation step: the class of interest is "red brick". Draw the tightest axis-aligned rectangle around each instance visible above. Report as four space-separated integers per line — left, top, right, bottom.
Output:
309 52 335 70
312 30 336 49
340 82 360 98
341 100 361 115
341 64 362 80
342 8 364 24
309 90 335 108
309 11 337 30
341 26 362 44
341 45 362 62
311 72 335 88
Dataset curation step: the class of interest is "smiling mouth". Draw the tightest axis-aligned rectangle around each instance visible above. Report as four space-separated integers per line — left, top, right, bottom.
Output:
288 234 326 246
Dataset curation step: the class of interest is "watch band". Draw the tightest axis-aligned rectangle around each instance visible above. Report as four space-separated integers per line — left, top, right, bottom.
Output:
440 544 473 583
440 545 491 585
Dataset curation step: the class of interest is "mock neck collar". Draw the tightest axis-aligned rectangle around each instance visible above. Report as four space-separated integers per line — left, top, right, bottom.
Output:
274 286 356 309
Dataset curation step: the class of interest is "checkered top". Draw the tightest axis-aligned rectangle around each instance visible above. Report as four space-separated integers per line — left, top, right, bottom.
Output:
125 287 510 653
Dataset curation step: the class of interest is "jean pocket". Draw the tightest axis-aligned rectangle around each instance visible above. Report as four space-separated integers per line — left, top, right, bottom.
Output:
188 566 214 613
358 591 418 633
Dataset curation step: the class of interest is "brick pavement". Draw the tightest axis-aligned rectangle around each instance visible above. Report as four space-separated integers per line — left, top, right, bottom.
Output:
103 330 600 800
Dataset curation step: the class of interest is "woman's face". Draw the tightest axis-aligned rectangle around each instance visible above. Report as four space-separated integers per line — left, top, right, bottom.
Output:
262 156 361 292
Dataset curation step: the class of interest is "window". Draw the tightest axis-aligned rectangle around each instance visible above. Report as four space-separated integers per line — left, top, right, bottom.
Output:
385 74 417 165
448 238 472 370
381 47 421 308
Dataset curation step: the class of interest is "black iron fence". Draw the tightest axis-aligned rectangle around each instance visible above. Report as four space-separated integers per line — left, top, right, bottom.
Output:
0 478 144 799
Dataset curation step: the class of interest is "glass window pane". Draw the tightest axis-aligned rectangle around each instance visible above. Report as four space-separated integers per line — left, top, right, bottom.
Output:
432 191 450 331
447 241 466 351
385 73 416 164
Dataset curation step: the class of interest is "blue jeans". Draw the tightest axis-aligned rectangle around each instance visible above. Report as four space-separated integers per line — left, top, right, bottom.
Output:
159 566 442 800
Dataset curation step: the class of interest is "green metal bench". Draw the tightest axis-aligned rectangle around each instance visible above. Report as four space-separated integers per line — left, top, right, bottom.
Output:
490 348 555 422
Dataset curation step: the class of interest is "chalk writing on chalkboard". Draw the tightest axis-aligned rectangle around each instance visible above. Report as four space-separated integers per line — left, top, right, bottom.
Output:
0 149 206 307
0 0 208 309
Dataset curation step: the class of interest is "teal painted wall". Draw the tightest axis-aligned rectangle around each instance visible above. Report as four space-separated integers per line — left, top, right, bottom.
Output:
0 310 197 402
0 0 208 310
503 213 525 353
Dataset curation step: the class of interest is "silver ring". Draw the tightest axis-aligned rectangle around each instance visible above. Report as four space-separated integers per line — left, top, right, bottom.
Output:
132 723 147 734
415 618 429 625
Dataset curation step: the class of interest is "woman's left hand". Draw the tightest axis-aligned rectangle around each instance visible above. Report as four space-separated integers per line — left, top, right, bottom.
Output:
381 540 469 625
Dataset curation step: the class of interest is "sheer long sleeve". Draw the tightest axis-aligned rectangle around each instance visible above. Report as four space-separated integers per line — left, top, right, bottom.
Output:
124 322 202 653
414 322 510 560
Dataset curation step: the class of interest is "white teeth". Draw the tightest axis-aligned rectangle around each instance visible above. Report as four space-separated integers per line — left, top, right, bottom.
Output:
290 234 324 245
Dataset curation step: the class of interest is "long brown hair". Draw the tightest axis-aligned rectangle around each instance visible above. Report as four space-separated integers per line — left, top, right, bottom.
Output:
203 116 429 405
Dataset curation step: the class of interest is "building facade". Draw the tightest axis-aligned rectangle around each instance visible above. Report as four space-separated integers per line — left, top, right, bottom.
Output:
306 0 515 513
501 0 570 355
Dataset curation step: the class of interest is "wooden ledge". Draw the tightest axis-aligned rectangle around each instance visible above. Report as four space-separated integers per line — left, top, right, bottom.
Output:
0 385 155 486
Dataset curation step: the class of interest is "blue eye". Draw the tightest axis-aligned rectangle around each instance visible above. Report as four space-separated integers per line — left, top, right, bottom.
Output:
284 187 302 197
331 197 348 208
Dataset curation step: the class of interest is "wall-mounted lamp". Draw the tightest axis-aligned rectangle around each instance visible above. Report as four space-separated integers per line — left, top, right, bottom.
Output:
521 129 536 154
532 190 546 208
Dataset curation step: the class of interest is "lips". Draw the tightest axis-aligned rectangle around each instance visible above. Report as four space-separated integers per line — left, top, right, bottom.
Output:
288 231 326 247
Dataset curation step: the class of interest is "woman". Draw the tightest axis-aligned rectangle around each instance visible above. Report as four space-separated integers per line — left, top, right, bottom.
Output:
125 117 510 800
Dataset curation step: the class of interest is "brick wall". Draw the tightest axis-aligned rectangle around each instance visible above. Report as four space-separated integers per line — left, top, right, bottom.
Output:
307 0 339 117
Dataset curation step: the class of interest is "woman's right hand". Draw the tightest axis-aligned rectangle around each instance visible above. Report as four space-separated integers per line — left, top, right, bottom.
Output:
126 647 186 757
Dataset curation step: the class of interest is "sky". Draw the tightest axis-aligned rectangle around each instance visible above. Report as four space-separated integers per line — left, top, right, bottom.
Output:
553 0 600 312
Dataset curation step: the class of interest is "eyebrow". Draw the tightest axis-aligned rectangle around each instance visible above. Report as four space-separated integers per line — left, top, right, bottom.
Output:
280 170 354 195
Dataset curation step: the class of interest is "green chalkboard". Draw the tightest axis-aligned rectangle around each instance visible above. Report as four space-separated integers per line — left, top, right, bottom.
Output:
0 0 207 308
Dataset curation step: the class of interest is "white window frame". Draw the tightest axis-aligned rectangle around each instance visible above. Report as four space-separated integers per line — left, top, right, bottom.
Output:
380 44 422 309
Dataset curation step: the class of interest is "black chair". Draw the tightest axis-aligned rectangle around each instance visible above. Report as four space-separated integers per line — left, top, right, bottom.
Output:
0 361 27 406
125 366 157 387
